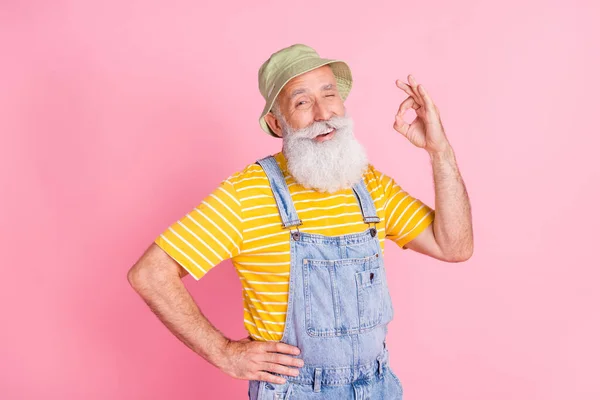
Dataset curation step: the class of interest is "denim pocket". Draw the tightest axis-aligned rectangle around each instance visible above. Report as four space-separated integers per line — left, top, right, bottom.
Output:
356 267 384 328
257 381 294 400
302 254 382 337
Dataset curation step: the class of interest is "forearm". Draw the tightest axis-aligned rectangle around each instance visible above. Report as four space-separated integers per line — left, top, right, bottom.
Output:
128 269 229 368
429 144 473 261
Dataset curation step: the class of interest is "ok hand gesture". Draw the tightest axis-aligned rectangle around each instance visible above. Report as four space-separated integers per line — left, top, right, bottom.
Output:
394 75 450 154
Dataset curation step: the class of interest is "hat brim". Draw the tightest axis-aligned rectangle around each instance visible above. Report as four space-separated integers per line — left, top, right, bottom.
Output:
259 59 352 137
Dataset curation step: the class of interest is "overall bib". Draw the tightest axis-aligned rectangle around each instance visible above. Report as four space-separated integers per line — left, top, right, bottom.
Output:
248 156 403 400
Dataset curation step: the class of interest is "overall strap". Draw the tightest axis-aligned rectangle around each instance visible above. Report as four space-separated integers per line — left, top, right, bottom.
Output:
352 178 381 224
256 155 302 229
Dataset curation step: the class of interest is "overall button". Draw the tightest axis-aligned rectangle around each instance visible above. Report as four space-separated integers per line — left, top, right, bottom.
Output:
370 227 377 237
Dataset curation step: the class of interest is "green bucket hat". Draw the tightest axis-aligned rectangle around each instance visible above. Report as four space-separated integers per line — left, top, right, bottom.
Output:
258 44 353 137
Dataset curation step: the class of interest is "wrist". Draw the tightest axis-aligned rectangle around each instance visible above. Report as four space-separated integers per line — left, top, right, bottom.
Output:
195 336 232 369
427 144 454 160
206 335 232 370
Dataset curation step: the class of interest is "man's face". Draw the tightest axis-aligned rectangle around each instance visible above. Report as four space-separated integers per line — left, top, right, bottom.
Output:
271 65 345 140
263 65 369 193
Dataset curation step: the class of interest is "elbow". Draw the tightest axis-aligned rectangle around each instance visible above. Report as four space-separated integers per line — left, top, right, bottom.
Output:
447 251 472 263
127 265 147 291
442 243 474 263
127 260 181 291
127 263 158 292
128 243 184 292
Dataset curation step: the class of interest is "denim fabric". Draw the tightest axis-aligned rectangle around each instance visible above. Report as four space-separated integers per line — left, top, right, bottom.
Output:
249 156 403 400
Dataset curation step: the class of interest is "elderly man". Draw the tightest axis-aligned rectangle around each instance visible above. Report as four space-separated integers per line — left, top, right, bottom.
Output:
128 44 473 399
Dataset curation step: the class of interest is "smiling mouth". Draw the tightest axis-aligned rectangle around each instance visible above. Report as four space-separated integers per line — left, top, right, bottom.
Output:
315 127 336 141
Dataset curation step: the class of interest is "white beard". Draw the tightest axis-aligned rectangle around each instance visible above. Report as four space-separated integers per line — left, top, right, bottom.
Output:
281 114 369 193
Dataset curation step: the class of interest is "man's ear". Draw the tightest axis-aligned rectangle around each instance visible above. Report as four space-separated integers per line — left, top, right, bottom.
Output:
264 112 283 138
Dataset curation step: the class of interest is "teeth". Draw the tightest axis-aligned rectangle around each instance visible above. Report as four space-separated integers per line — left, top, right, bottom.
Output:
315 128 335 138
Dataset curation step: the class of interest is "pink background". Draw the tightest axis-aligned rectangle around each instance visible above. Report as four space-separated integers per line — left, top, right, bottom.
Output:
1 1 598 399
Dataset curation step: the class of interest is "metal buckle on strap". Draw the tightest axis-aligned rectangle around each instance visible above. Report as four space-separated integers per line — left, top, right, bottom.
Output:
291 225 301 241
369 221 378 237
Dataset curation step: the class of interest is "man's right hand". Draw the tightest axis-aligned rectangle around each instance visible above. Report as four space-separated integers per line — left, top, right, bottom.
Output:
218 337 304 384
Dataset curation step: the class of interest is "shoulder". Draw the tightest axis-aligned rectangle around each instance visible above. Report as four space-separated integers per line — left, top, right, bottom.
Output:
363 163 396 193
221 155 273 187
218 154 277 203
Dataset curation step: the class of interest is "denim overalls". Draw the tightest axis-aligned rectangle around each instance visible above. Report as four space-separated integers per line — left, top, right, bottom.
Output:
248 156 403 400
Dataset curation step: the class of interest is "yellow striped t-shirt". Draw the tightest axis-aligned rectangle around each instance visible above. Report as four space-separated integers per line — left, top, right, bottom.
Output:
155 152 434 341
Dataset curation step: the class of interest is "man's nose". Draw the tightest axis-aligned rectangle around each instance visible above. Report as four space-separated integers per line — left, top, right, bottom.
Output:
313 99 333 122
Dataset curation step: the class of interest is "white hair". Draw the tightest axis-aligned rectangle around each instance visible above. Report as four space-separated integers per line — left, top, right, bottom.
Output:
270 100 283 124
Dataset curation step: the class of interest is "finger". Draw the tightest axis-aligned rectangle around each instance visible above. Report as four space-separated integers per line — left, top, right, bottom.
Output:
395 80 422 106
256 371 287 385
397 96 417 118
393 114 410 136
265 342 301 356
263 352 305 368
407 75 425 105
395 79 417 97
262 362 300 377
417 84 436 114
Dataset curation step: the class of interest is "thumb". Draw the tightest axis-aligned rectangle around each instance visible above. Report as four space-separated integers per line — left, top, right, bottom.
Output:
393 117 410 137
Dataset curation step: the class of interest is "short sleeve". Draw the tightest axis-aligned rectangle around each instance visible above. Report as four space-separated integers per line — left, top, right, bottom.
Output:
379 172 435 249
154 178 244 280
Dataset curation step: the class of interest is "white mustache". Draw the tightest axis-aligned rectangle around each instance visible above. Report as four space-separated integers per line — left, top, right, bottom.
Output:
287 115 351 140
